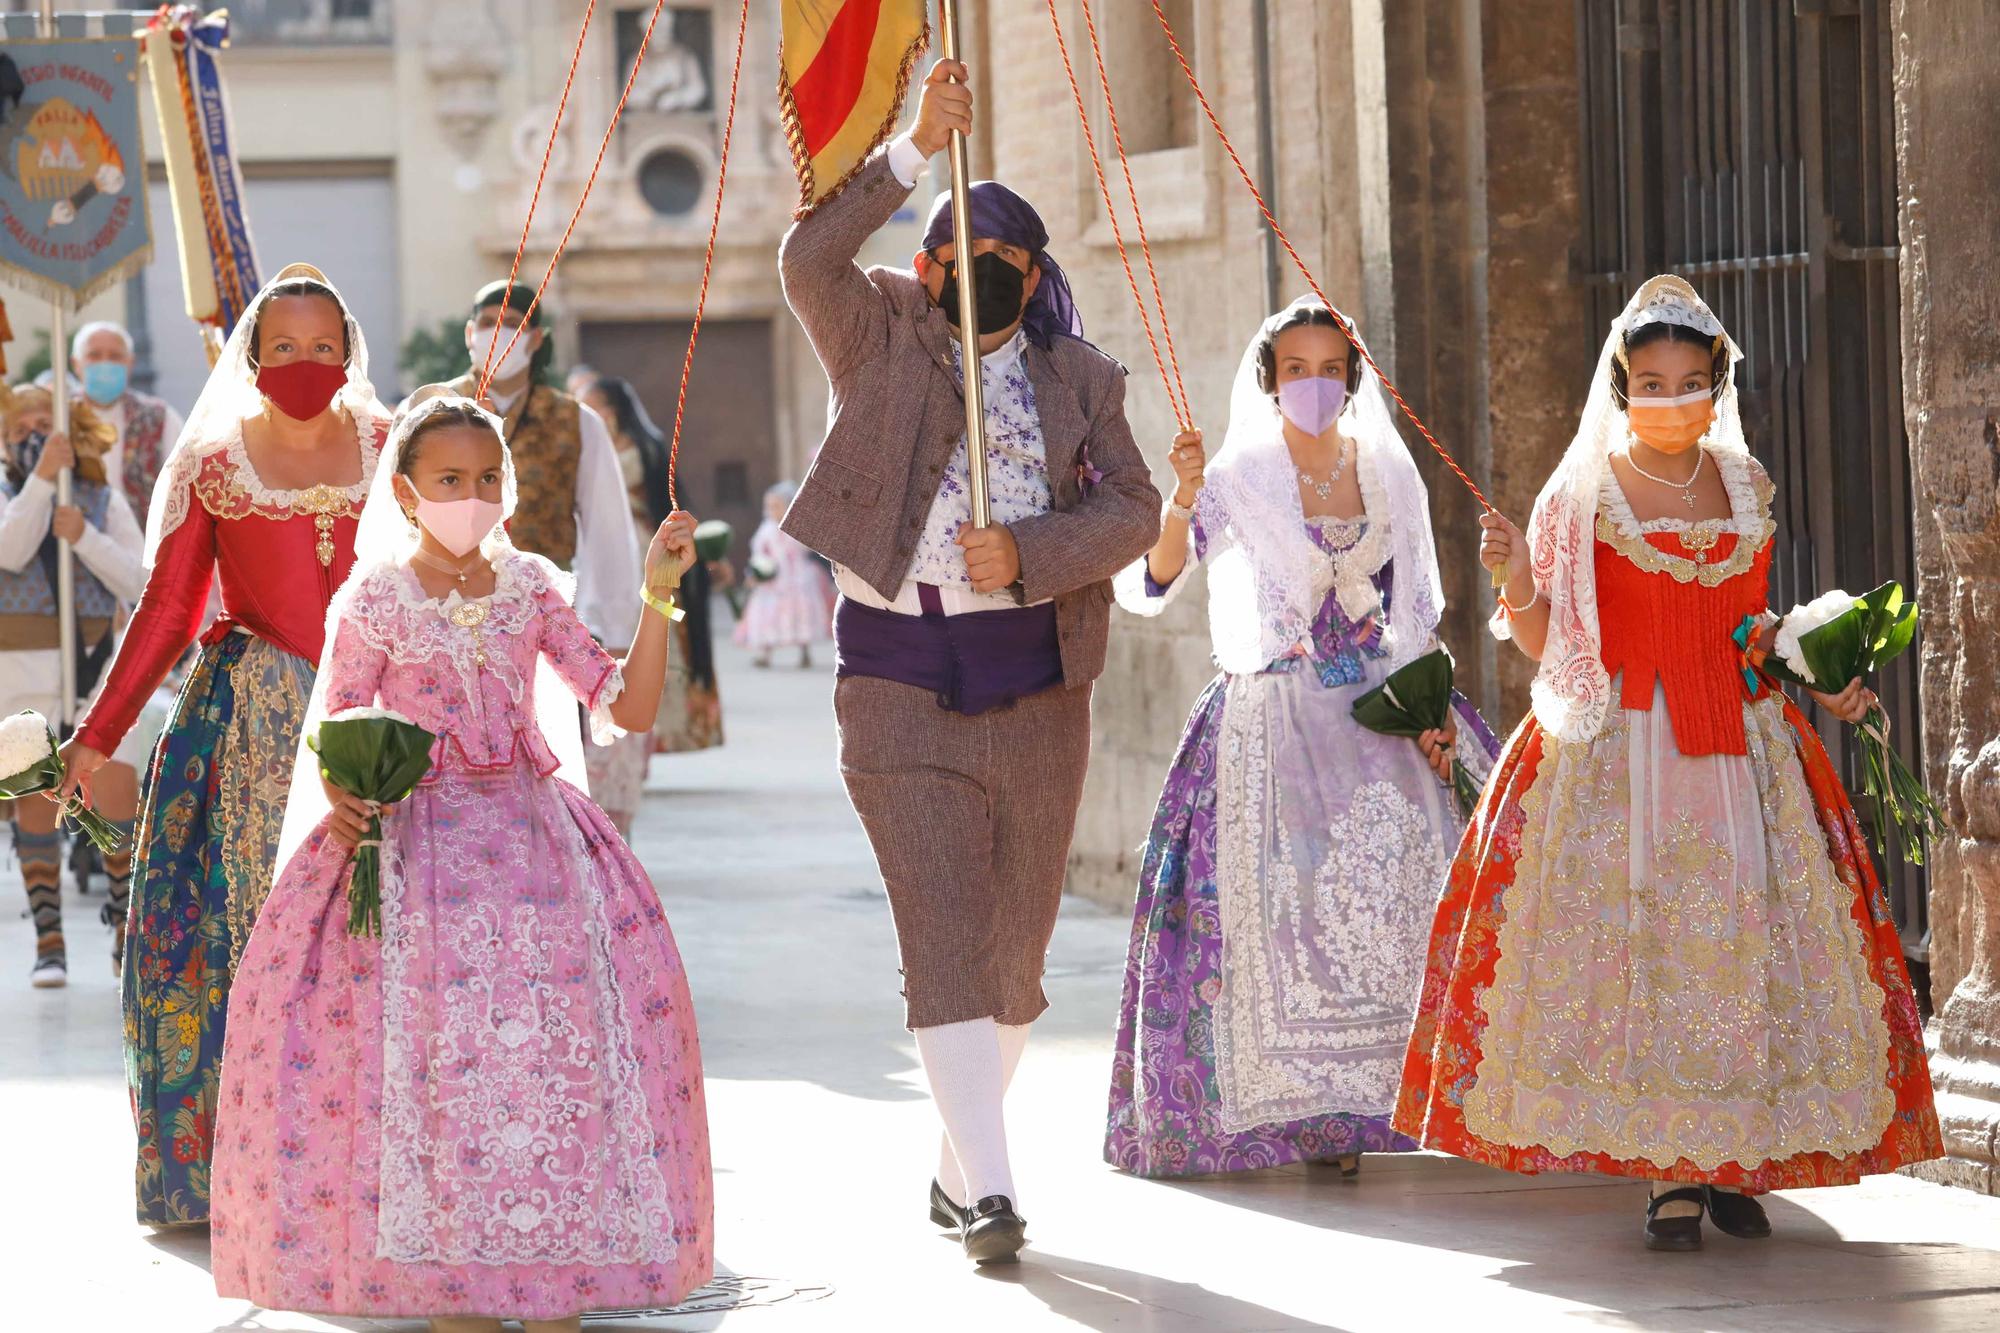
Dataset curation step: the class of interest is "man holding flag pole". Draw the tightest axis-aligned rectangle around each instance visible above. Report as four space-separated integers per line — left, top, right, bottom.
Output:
779 4 1161 1266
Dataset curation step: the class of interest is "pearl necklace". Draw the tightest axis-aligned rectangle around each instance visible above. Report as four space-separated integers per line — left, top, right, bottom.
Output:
1624 440 1705 510
1296 438 1352 501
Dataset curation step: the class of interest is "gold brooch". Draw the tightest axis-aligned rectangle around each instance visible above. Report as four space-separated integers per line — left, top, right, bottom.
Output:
447 600 489 667
292 483 355 567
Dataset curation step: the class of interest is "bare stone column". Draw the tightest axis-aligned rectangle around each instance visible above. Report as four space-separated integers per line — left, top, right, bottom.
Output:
1893 0 2000 1194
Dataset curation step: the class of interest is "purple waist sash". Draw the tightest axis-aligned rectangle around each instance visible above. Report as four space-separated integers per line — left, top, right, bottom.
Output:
834 585 1064 715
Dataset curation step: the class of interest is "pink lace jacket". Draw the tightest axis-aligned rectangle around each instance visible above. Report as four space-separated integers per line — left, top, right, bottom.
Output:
323 551 623 778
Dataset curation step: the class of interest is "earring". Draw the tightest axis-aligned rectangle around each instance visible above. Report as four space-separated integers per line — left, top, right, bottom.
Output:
402 505 418 528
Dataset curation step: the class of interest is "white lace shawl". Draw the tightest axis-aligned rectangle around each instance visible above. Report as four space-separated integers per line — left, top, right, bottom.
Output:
1119 300 1443 677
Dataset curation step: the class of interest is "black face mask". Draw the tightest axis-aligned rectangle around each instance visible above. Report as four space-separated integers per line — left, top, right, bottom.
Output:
936 251 1030 337
10 429 47 478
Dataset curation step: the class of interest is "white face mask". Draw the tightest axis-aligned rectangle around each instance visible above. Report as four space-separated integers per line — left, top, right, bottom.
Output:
470 324 533 384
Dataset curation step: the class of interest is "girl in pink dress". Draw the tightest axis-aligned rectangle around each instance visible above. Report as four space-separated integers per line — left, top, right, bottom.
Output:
735 480 832 667
210 396 711 1332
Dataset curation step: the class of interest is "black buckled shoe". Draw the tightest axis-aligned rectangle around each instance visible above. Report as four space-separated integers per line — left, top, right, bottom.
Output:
929 1178 967 1231
1703 1186 1771 1239
1644 1186 1705 1252
961 1194 1027 1266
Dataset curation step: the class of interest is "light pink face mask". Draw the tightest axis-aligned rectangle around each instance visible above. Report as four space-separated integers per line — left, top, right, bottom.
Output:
414 495 505 557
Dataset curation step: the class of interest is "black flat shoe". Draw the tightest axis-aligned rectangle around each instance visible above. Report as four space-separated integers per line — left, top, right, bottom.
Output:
1703 1186 1771 1239
1644 1186 1705 1252
961 1194 1027 1266
929 1178 967 1230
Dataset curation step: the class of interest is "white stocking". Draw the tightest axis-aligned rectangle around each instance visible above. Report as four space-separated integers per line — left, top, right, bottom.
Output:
916 1018 1020 1209
936 1022 1029 1207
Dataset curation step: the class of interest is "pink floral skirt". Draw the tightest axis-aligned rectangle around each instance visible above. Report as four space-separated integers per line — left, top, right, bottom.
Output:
211 761 712 1320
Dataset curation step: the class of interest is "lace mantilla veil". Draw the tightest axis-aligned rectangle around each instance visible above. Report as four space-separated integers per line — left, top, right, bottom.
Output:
142 262 389 565
1198 298 1445 676
1509 273 1746 744
273 393 596 873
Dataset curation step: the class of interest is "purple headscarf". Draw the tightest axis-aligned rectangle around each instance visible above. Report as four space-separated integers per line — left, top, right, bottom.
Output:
922 182 1083 349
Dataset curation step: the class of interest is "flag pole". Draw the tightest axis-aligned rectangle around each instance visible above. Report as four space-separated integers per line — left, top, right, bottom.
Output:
937 0 990 528
40 0 76 729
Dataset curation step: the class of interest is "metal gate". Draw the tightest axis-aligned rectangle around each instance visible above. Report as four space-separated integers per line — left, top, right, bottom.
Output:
1573 0 1926 958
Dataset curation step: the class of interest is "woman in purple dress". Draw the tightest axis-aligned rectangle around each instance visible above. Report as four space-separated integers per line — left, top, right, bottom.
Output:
1105 300 1500 1178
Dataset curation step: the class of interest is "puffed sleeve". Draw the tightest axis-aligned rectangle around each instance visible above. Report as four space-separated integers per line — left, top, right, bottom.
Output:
535 579 626 744
73 474 217 756
321 597 388 717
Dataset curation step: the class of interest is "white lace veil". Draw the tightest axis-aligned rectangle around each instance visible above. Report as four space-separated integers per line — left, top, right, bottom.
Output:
273 393 594 874
1199 298 1444 675
1509 273 1746 743
143 262 386 565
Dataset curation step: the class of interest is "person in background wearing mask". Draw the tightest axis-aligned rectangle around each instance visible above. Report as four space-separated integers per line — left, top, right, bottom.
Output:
404 283 645 830
580 373 726 757
70 319 184 521
56 264 392 1227
779 60 1159 1266
0 386 146 988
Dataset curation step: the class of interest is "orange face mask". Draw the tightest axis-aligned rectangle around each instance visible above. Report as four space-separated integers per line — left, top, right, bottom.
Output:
1626 388 1714 454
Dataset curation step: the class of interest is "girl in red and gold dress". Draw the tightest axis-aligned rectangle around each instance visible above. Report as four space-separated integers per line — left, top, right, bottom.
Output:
1395 275 1940 1252
58 264 392 1226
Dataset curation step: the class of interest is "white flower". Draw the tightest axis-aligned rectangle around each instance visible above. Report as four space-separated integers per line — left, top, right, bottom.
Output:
0 711 55 779
323 706 418 726
1774 589 1858 685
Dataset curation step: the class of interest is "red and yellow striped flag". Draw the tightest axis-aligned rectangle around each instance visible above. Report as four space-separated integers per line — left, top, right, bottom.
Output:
779 0 930 217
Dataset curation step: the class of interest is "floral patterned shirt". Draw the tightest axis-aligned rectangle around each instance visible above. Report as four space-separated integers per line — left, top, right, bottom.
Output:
904 331 1052 593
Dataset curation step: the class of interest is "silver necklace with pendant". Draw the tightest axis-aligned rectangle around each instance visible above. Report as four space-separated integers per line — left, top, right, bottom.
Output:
1297 438 1352 501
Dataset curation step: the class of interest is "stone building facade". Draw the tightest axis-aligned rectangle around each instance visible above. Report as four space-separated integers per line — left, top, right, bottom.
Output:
961 0 1998 1194
1894 0 2000 1196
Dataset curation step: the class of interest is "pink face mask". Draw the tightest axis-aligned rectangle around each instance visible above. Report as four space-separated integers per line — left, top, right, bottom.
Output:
1278 375 1348 437
414 495 505 557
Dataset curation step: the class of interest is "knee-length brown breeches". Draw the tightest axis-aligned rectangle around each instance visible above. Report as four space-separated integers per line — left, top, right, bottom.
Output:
834 674 1094 1029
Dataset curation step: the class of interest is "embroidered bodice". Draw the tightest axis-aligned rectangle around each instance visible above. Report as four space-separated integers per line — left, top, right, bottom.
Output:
321 553 623 778
75 420 386 757
1175 511 1390 683
1593 449 1775 756
1266 516 1390 683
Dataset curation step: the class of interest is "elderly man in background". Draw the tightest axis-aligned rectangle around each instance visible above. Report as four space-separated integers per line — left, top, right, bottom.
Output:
70 320 182 522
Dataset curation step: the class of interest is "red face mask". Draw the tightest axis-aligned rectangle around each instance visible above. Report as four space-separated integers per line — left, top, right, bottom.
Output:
256 360 348 422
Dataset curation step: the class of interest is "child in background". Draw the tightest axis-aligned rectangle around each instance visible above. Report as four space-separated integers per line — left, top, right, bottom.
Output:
736 480 832 668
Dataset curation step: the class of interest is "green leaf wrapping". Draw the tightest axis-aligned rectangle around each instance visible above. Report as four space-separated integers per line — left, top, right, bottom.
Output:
309 715 438 937
1350 647 1478 819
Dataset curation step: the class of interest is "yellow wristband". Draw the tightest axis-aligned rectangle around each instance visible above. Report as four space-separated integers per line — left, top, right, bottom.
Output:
641 588 685 622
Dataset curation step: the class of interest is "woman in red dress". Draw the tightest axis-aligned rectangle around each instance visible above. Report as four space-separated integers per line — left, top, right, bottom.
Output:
1395 275 1940 1251
58 264 391 1225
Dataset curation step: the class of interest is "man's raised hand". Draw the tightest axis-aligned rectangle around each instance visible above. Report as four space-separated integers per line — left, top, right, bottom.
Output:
911 60 972 158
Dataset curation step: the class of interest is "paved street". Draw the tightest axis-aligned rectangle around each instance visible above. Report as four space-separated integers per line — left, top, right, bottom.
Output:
5 622 2000 1332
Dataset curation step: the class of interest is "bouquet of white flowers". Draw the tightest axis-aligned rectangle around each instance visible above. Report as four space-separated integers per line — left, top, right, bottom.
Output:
1763 581 1940 864
0 711 126 853
308 707 436 936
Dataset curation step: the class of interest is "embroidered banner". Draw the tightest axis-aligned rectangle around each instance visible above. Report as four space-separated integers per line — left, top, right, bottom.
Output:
0 30 153 309
779 0 928 217
144 5 258 339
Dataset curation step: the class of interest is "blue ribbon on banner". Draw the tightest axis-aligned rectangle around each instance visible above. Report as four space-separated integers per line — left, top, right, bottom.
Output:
185 11 259 330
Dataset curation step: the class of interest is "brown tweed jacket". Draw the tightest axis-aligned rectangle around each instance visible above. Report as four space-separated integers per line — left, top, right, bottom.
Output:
778 153 1161 689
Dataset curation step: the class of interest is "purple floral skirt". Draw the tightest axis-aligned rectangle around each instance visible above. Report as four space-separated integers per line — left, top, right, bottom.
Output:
1105 674 1496 1178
